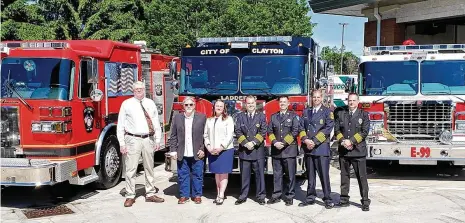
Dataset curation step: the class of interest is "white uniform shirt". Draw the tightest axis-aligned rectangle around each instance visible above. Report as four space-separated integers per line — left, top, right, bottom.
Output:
117 97 161 147
184 113 194 157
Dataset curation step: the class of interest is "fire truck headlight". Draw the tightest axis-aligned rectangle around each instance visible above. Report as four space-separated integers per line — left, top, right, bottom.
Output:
41 123 53 132
1 121 8 133
369 122 384 135
455 123 465 131
31 123 42 132
439 130 453 144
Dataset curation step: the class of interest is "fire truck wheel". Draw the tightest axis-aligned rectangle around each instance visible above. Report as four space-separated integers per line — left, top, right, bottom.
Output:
95 135 122 189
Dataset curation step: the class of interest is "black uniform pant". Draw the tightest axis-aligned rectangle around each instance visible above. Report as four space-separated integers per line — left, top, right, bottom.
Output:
272 157 296 200
239 158 266 200
305 155 332 203
339 156 371 206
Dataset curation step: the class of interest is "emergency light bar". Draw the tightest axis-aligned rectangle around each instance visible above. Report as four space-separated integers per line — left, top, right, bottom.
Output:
197 36 292 44
0 42 68 49
364 44 465 55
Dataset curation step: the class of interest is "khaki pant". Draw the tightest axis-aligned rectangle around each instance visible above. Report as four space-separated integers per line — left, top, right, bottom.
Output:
124 135 157 199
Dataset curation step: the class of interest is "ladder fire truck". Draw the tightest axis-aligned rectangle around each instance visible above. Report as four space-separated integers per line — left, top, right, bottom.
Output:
164 36 330 175
343 43 465 166
0 40 178 188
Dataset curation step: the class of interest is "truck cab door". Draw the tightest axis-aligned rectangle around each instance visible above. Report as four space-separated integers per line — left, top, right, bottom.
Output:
76 58 100 141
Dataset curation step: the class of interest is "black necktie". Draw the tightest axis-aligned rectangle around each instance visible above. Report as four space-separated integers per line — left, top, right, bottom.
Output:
349 111 353 118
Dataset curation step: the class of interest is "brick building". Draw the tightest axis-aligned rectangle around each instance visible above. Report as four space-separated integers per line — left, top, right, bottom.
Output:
309 0 465 46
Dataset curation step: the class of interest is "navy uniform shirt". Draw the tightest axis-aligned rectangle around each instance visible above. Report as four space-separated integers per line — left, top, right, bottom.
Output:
267 111 300 158
334 108 370 157
299 106 334 156
234 111 267 160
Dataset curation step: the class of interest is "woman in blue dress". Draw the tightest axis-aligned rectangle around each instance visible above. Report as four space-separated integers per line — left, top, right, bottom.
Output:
204 99 235 205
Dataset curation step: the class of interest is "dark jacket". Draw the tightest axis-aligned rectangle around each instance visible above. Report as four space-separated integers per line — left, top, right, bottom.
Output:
234 111 267 161
334 108 370 157
299 106 334 156
169 112 207 161
268 111 300 158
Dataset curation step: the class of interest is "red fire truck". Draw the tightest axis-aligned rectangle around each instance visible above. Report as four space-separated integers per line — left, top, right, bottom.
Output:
164 36 330 175
342 43 465 167
0 40 178 189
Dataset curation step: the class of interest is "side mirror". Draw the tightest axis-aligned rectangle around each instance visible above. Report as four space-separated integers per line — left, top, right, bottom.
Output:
90 89 104 102
317 60 326 79
170 80 179 90
169 61 177 80
345 78 355 93
87 58 99 84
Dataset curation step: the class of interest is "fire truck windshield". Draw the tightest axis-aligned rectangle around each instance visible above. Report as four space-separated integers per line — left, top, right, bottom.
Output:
180 56 239 95
1 57 74 100
361 61 418 96
420 60 465 95
241 56 308 95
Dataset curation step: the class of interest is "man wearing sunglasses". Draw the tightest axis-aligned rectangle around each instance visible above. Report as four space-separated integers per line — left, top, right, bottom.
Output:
117 81 164 207
169 97 207 204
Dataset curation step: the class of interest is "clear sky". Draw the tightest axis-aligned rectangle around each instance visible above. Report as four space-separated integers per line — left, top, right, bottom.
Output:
309 12 368 56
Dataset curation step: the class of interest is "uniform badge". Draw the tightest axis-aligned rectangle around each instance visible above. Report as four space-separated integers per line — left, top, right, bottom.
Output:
358 118 363 124
320 119 323 124
287 119 291 122
330 112 334 120
256 123 260 127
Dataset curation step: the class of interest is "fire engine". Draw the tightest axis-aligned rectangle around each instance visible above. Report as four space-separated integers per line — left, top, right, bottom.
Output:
0 40 178 188
343 43 465 166
164 36 330 175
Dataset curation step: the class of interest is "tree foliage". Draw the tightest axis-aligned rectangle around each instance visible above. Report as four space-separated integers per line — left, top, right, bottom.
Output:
321 46 359 75
1 0 314 55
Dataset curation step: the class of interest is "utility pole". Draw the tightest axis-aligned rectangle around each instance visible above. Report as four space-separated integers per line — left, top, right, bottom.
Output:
339 23 348 75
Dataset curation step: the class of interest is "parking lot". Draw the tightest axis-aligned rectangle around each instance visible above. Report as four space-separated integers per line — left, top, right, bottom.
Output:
1 161 465 223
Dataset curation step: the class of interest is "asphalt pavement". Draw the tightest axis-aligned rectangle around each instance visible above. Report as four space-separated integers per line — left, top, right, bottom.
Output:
1 162 464 223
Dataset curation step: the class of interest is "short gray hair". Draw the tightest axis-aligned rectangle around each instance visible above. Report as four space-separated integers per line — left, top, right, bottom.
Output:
133 81 145 90
182 96 195 104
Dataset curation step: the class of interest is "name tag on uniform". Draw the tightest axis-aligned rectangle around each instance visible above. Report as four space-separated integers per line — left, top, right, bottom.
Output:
359 118 363 124
320 119 323 124
287 119 291 122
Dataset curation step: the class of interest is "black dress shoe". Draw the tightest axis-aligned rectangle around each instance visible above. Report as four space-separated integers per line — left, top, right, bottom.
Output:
257 199 266 205
337 202 350 207
325 202 335 209
285 199 293 206
362 205 370 211
267 198 281 204
298 200 315 207
235 199 246 205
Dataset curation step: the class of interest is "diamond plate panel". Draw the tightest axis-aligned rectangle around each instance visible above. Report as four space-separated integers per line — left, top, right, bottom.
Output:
54 160 77 183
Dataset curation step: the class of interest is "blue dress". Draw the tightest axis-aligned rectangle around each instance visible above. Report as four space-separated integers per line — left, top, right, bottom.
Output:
207 117 234 173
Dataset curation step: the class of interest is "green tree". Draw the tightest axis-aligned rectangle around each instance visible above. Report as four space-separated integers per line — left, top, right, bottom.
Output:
1 0 147 42
2 0 314 56
144 0 314 55
321 46 359 75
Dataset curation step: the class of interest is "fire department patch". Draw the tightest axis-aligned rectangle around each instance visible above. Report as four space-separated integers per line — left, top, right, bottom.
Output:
155 84 162 96
84 107 95 132
330 112 334 120
358 118 362 124
320 119 323 124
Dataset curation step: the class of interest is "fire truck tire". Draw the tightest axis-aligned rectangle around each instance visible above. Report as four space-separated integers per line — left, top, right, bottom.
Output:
94 135 122 189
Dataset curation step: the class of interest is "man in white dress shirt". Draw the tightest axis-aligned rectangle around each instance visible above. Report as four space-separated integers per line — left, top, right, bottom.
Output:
117 81 164 207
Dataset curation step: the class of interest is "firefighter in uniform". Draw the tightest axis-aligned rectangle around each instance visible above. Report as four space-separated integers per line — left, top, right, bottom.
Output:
334 93 371 211
234 95 267 205
298 89 335 209
267 96 300 206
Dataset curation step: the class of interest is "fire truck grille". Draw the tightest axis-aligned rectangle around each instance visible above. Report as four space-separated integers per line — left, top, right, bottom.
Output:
387 103 452 140
1 106 20 156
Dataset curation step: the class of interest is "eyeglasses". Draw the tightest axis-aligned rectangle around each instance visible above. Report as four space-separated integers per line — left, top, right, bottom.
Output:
184 103 194 107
